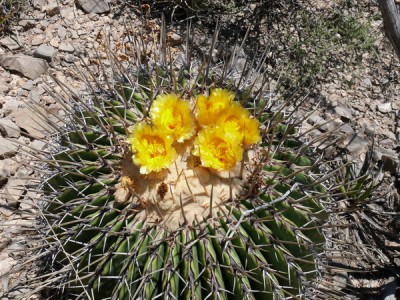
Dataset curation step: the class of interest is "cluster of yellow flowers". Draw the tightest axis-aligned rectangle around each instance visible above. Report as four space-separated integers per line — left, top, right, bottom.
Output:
128 89 261 174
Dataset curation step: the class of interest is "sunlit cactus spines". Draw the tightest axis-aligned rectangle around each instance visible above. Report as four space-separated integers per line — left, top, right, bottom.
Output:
29 24 339 300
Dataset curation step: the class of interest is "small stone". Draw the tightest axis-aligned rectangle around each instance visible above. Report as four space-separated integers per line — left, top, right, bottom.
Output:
28 89 41 103
340 134 369 156
31 35 45 46
377 102 392 113
0 81 10 94
0 119 20 138
4 178 25 209
373 147 399 174
307 113 323 126
0 137 19 158
352 104 366 113
17 166 33 178
33 44 56 62
45 2 60 16
31 139 46 151
76 0 110 14
49 37 59 48
339 123 355 134
57 26 67 39
320 118 342 132
0 36 21 50
9 107 53 139
0 159 18 177
32 0 46 9
362 77 372 87
19 19 36 30
21 80 34 91
59 42 74 53
63 54 75 63
333 105 352 121
1 55 48 80
17 89 29 97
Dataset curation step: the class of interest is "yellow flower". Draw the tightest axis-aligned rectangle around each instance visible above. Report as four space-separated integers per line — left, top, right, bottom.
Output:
193 127 244 171
150 94 196 143
129 122 177 174
195 88 234 127
216 102 261 146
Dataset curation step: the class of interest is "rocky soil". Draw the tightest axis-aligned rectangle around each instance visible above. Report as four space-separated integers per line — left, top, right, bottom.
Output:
0 0 399 299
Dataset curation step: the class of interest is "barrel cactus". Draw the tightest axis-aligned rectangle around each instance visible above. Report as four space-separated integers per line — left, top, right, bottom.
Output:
35 27 333 299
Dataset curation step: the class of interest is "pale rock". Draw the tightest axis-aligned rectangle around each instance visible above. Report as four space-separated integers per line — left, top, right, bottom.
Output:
1 96 24 115
0 137 19 158
0 36 21 50
32 0 46 9
49 37 60 48
0 81 10 94
31 35 45 46
373 147 399 174
4 178 26 209
0 158 18 178
33 44 56 62
42 95 56 105
39 20 50 31
45 2 60 16
340 134 369 156
17 89 29 97
384 130 396 141
17 166 33 177
18 19 36 30
0 119 20 138
64 53 75 63
333 104 352 120
362 77 372 87
28 89 41 103
60 7 75 20
377 102 392 113
339 123 355 134
320 118 342 132
30 139 46 151
0 256 15 289
76 0 110 14
59 42 74 53
21 80 34 90
9 107 52 139
57 25 67 39
307 113 323 126
0 55 48 80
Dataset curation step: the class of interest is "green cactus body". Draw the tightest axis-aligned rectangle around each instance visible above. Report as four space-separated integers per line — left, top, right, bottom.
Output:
39 29 328 300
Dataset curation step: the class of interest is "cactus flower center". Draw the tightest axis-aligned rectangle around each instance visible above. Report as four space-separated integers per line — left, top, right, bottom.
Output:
129 122 176 174
150 94 195 143
193 127 244 171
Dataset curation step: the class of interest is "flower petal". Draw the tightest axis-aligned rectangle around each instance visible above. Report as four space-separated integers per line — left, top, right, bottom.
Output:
195 88 234 127
193 126 243 171
150 94 196 143
129 122 177 174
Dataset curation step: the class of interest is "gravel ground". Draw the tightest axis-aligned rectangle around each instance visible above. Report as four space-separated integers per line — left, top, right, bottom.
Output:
0 0 399 299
